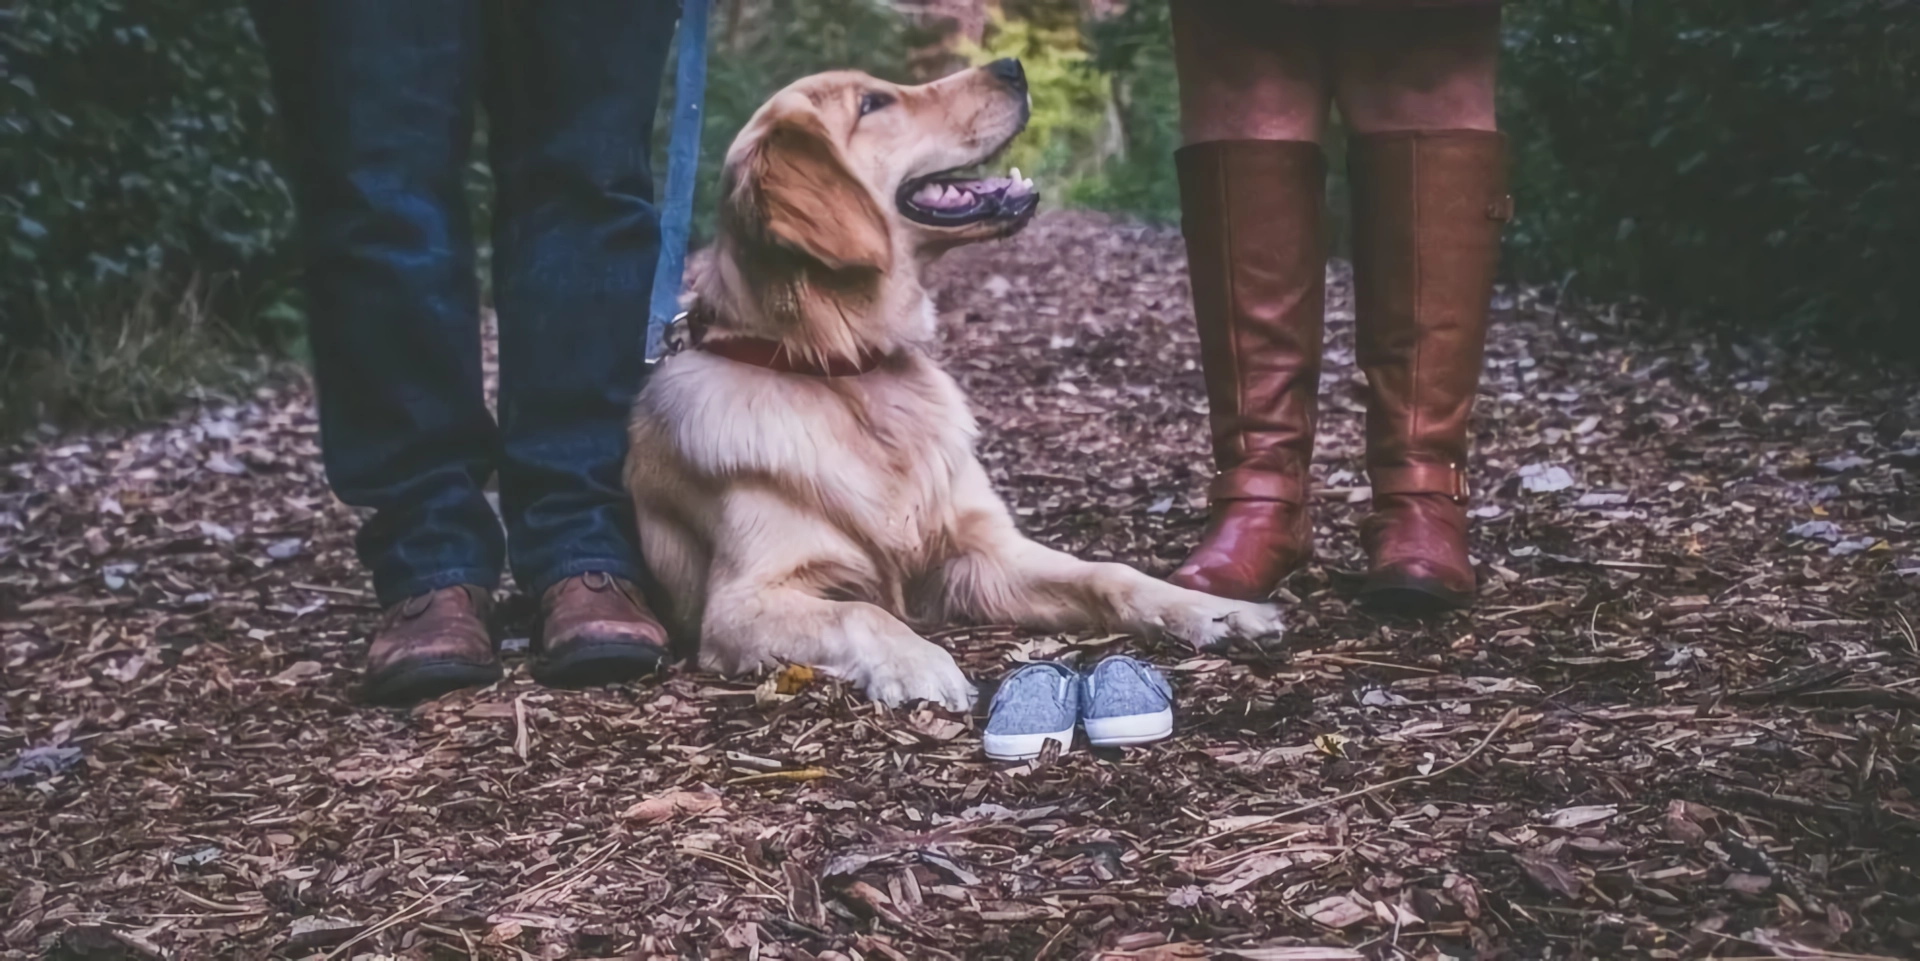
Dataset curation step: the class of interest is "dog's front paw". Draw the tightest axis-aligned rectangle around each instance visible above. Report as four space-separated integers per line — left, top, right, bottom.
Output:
1164 594 1286 653
859 641 978 712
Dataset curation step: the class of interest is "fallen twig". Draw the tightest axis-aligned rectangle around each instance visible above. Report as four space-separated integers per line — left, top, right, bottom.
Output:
727 767 835 785
324 882 454 960
1162 707 1522 855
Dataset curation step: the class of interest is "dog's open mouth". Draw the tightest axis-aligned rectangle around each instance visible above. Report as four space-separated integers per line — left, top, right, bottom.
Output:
897 166 1040 228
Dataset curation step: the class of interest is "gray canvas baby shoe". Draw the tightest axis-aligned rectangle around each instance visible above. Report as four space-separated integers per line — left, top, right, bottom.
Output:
983 660 1082 761
1082 655 1174 748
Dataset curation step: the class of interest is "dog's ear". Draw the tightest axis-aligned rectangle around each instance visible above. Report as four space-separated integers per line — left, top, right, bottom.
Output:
725 98 892 274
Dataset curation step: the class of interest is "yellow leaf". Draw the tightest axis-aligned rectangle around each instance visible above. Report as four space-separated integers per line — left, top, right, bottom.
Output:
1812 505 1829 516
776 663 816 694
1314 733 1349 758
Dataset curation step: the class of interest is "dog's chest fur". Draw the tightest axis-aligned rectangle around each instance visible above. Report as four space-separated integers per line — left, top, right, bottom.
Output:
631 348 980 588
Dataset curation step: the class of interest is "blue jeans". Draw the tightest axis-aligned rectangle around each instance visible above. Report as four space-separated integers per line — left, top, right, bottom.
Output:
250 0 677 606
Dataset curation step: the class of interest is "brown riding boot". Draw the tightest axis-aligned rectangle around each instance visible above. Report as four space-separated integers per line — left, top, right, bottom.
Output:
362 584 502 706
1167 140 1328 602
531 572 669 688
1348 130 1511 615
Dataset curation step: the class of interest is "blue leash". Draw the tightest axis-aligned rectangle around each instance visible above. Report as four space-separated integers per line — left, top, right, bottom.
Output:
646 0 711 363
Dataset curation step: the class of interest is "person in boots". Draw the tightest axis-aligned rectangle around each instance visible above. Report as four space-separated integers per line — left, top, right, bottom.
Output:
1165 1 1511 615
249 2 679 704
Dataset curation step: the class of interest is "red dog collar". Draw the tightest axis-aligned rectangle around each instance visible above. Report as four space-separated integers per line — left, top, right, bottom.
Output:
685 306 887 377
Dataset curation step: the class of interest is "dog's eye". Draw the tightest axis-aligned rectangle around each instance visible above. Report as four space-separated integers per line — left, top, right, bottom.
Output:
858 92 894 116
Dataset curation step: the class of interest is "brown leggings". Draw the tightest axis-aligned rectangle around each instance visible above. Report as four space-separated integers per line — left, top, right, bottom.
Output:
1171 2 1501 144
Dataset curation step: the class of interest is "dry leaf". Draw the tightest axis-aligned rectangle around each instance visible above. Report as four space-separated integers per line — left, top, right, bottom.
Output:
1165 886 1203 908
1518 463 1576 493
1204 854 1291 896
623 790 724 823
1543 804 1617 829
1665 798 1708 845
269 661 323 685
1443 874 1483 921
907 708 966 742
776 663 816 694
1514 852 1583 900
1303 894 1371 928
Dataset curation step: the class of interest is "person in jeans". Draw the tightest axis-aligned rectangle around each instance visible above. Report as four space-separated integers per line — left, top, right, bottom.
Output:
1165 0 1511 615
249 1 679 704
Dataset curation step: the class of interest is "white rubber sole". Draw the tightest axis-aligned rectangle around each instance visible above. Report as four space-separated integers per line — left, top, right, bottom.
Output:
982 727 1076 761
1084 709 1173 748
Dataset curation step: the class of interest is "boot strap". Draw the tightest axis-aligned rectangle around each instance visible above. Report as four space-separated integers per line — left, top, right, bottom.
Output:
1369 463 1470 503
1210 464 1308 505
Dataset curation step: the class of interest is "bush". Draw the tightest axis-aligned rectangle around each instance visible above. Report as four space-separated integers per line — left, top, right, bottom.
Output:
1502 0 1920 358
957 2 1117 194
12 0 1907 434
1079 1 1180 220
1084 1 1920 358
677 0 932 242
0 1 297 349
0 0 296 429
0 0 924 431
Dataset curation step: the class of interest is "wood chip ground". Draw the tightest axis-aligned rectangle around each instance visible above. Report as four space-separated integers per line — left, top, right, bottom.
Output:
3 213 1917 959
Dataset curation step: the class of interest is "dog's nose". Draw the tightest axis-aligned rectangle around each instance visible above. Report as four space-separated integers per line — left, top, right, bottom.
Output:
986 58 1027 95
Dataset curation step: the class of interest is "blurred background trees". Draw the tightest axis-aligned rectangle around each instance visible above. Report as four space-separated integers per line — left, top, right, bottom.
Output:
3 0 1915 430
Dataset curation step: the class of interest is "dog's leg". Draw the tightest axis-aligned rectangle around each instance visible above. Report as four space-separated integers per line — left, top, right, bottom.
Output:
699 489 976 710
942 463 1286 652
703 584 977 710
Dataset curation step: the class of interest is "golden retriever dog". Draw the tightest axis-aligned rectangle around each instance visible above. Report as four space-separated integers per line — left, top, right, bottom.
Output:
626 59 1285 710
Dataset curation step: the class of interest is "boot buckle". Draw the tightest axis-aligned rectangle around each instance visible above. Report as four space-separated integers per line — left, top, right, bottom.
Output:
1449 463 1471 503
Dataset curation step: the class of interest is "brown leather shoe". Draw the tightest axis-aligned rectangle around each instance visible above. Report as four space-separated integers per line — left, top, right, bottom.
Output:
362 584 502 706
531 572 668 688
1167 140 1328 602
1348 130 1511 615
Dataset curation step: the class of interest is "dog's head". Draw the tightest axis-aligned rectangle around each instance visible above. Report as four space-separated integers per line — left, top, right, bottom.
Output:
721 59 1037 272
702 60 1036 355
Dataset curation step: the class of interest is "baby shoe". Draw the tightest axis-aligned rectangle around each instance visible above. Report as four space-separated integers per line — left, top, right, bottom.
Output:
983 660 1082 761
1082 655 1173 748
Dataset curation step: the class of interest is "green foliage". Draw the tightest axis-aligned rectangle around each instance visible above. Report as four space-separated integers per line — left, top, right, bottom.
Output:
1501 0 1920 356
673 0 930 242
1078 1 1180 220
0 0 298 347
0 0 296 429
0 275 267 427
1081 1 1919 356
0 0 922 430
958 6 1114 191
8 0 1910 432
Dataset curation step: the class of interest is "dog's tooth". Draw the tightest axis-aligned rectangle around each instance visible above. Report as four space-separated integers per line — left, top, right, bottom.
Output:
1010 166 1023 182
